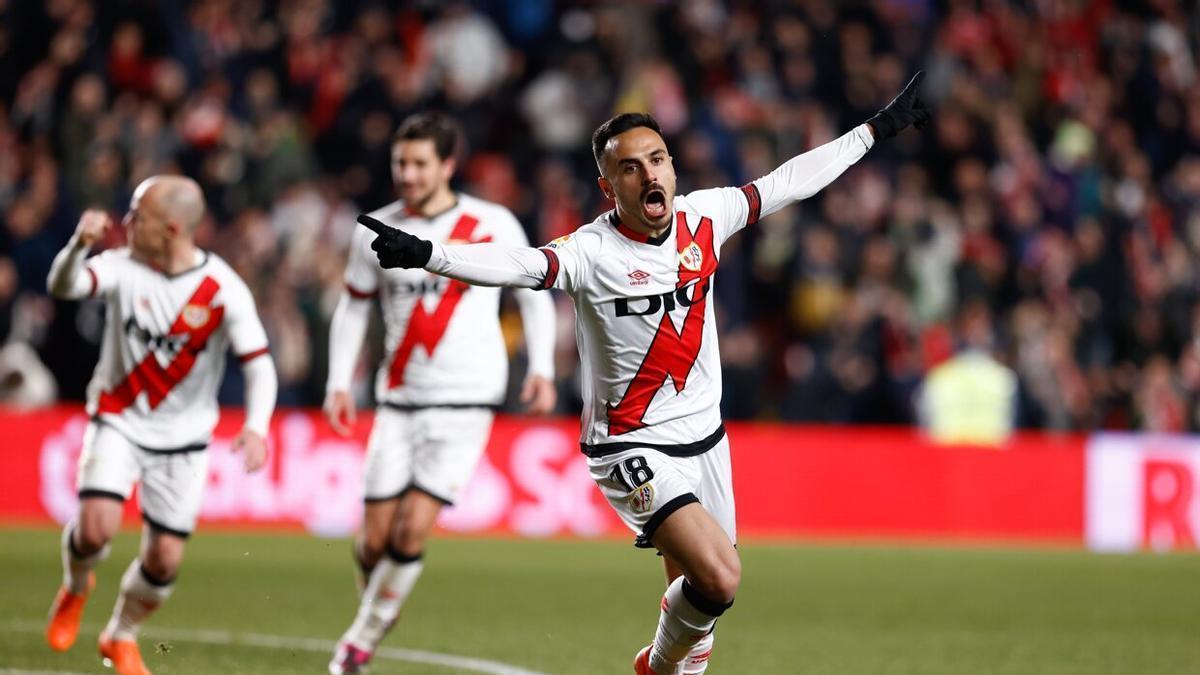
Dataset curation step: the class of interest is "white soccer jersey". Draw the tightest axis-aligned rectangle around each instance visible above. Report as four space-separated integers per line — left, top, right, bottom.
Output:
82 249 269 449
424 123 875 454
343 194 534 406
539 186 758 452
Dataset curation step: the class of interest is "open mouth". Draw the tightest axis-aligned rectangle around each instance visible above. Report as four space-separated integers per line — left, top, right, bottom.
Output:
642 188 668 220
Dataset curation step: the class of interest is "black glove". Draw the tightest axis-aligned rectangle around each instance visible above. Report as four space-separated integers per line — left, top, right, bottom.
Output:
866 71 931 140
358 214 433 269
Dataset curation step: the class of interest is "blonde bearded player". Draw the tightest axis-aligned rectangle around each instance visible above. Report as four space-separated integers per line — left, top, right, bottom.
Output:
323 112 557 674
43 175 278 675
357 76 930 672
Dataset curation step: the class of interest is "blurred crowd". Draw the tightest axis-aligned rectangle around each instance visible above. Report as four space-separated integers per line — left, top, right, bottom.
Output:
3 0 1200 432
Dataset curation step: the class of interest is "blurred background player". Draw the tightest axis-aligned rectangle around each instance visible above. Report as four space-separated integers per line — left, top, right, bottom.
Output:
43 175 278 675
322 112 557 674
357 76 929 674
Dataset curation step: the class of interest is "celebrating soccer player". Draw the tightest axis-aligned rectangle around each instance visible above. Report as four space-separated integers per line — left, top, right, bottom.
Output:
323 112 557 674
357 75 930 674
43 176 278 675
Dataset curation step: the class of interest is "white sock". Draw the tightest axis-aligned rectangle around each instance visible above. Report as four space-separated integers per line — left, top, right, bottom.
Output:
681 631 715 674
648 578 730 674
104 559 174 640
341 550 424 651
61 523 109 594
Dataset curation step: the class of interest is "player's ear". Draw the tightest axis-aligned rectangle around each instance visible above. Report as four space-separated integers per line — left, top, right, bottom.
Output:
597 176 614 200
440 156 457 182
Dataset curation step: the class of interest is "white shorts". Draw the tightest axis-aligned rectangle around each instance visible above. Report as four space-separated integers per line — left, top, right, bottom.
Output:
76 421 210 537
364 406 495 505
588 433 736 549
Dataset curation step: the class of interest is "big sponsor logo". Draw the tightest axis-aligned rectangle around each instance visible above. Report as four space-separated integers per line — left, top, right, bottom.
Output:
1086 433 1200 551
613 278 710 318
388 277 451 298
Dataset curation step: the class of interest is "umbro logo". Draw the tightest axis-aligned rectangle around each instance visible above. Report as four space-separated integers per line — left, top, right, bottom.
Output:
628 269 651 286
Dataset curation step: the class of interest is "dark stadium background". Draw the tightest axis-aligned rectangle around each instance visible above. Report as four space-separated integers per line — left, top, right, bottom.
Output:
1 0 1197 432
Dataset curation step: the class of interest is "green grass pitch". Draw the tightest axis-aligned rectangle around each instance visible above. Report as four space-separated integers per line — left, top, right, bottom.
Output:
1 527 1196 674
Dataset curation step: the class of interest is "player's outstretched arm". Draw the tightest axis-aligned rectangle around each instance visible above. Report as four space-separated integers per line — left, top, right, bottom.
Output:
358 214 550 289
750 71 931 222
47 209 112 299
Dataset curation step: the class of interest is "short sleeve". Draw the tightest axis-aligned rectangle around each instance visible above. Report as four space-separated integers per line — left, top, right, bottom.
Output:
343 225 381 299
682 186 758 247
221 275 270 362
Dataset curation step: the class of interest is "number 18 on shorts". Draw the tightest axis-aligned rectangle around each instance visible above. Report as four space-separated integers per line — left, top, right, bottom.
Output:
586 436 737 549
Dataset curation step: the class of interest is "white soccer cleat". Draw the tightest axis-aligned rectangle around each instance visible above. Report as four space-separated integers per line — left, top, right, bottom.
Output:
328 639 373 674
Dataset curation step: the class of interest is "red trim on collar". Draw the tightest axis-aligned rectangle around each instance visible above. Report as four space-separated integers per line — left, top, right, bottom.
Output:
609 210 671 245
615 220 652 243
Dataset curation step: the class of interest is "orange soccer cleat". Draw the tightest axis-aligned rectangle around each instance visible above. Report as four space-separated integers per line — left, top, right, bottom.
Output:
46 572 95 651
98 632 152 675
634 645 656 675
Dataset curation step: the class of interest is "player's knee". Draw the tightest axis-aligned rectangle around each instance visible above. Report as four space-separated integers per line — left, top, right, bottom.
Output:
143 538 185 581
692 557 740 605
357 533 388 568
389 528 427 559
74 525 111 556
140 551 180 582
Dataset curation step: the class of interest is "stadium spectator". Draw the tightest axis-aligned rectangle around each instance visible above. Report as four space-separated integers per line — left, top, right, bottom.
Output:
1 0 1199 433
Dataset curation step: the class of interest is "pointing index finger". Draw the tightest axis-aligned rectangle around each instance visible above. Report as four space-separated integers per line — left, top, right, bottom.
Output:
906 70 925 92
357 214 395 236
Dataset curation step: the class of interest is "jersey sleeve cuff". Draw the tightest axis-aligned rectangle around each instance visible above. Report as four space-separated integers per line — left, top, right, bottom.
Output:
739 183 762 226
539 249 560 290
237 347 270 363
345 283 377 299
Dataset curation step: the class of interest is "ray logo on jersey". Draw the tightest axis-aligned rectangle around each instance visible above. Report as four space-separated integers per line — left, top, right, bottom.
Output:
182 303 211 329
679 242 703 272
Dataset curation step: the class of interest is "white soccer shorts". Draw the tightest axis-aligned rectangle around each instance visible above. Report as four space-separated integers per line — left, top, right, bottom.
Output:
363 406 495 505
588 434 737 549
76 421 210 537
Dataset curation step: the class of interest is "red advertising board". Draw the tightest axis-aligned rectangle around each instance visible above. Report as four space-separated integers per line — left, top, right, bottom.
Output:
0 406 1092 545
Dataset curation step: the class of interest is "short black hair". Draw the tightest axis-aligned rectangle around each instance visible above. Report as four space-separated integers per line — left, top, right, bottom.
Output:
393 112 464 161
591 112 663 167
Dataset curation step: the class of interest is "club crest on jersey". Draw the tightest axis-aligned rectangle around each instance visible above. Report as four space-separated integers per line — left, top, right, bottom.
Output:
679 242 703 272
629 483 655 514
181 304 211 329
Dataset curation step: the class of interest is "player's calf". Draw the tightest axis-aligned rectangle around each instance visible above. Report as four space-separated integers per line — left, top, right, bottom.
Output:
645 577 733 674
103 560 175 644
47 523 110 652
331 545 426 670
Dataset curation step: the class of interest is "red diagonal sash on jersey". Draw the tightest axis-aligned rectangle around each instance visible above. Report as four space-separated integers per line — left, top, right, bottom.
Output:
386 214 492 388
606 214 718 435
97 276 225 414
